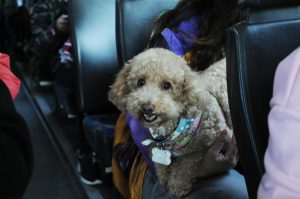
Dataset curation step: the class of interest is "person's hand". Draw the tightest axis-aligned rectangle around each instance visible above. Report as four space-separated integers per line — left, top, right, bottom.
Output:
56 14 69 33
198 129 239 178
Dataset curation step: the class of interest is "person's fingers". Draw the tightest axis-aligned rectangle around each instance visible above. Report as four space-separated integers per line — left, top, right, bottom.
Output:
224 135 239 167
225 135 237 155
58 20 69 26
226 145 238 163
61 24 69 29
57 22 69 32
232 134 236 144
209 129 228 154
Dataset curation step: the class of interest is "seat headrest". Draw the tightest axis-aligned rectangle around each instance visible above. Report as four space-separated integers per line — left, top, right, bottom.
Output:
239 0 300 8
70 0 119 114
116 0 178 66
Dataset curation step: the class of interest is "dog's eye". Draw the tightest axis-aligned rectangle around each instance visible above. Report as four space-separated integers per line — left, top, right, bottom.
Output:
162 81 171 90
137 79 145 87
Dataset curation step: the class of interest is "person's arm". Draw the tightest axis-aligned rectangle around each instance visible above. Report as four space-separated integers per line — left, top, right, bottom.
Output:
0 80 33 197
258 47 300 199
196 129 238 178
30 14 69 57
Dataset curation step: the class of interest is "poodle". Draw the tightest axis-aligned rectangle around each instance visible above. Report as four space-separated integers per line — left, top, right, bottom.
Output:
108 48 233 197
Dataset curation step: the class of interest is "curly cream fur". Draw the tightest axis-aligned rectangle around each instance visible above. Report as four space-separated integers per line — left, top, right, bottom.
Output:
108 48 233 197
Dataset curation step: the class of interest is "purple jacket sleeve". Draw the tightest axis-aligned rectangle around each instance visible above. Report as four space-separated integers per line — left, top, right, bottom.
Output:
258 47 300 199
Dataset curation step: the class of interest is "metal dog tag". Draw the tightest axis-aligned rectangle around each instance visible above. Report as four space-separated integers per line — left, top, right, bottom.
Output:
151 147 171 166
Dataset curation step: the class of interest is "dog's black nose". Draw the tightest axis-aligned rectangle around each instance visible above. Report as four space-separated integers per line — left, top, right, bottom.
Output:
142 104 155 115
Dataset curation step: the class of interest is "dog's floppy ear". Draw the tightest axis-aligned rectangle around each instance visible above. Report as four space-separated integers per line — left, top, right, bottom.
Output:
108 63 132 112
182 67 199 108
182 66 208 117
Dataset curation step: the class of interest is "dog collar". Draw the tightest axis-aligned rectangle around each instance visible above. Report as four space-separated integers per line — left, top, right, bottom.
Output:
142 116 201 150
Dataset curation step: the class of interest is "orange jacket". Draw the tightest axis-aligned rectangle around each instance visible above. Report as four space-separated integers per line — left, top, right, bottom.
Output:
112 112 148 199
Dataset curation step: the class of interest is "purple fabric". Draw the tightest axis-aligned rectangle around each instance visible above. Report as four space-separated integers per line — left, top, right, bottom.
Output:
161 16 202 56
126 113 154 170
126 16 201 170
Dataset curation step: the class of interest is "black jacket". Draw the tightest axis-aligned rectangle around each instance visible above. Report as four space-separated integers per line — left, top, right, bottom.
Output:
0 80 33 198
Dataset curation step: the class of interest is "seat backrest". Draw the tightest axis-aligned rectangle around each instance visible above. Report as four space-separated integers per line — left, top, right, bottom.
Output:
226 1 300 198
69 0 119 114
239 0 299 7
116 0 178 66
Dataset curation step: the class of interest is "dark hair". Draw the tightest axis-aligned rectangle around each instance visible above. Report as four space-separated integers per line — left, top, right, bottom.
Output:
148 0 240 71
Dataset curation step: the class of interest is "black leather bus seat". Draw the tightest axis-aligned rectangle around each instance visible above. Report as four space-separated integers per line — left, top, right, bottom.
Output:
226 0 300 198
70 0 119 115
116 0 179 66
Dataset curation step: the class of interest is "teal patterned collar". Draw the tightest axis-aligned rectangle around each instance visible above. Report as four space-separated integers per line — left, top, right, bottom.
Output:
142 116 201 150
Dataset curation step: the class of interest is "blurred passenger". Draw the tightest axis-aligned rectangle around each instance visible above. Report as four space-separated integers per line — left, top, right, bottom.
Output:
0 53 33 198
53 37 76 116
257 47 300 199
32 0 104 185
0 0 31 55
25 0 69 82
112 0 248 199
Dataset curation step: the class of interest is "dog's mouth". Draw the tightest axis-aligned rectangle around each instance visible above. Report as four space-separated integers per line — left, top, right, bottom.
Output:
143 113 158 123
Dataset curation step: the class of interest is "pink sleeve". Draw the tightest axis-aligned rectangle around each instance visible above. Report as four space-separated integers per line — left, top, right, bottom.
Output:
258 47 300 199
